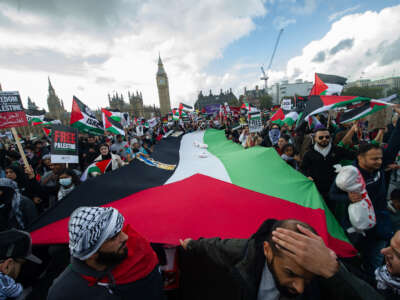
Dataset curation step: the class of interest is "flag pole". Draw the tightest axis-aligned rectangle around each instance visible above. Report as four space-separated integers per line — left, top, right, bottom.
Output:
11 127 29 167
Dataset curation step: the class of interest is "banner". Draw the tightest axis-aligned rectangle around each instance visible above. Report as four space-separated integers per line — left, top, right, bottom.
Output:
51 125 79 164
204 104 221 115
281 99 292 111
0 91 28 129
248 112 262 133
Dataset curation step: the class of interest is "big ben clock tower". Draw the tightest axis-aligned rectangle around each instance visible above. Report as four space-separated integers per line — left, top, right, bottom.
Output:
156 55 171 116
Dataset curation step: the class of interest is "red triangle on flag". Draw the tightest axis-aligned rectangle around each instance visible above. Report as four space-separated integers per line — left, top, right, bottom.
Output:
102 108 112 117
271 108 285 121
95 159 112 173
70 98 84 124
309 73 328 96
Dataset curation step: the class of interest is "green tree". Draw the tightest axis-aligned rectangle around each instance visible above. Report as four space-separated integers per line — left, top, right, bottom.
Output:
259 94 273 110
342 86 384 99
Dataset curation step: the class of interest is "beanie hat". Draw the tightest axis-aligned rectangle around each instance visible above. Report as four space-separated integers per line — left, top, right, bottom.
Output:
68 206 124 260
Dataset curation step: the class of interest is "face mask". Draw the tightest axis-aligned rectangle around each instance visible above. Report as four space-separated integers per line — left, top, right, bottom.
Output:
59 177 72 187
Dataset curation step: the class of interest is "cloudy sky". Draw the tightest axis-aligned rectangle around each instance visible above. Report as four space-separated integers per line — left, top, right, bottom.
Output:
0 0 399 111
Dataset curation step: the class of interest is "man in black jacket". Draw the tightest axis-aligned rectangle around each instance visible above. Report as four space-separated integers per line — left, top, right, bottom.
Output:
180 219 382 300
301 125 356 210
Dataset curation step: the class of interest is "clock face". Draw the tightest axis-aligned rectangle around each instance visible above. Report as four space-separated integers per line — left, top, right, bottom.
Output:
159 78 165 85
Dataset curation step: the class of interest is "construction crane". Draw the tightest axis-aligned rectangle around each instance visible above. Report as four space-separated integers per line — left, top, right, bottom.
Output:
260 28 284 91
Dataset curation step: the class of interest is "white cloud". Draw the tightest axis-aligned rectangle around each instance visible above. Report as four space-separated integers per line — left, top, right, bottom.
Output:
273 16 296 29
269 5 400 86
328 5 361 22
0 0 267 109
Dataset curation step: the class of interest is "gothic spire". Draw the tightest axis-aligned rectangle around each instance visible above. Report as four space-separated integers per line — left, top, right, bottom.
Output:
48 76 55 95
157 53 166 76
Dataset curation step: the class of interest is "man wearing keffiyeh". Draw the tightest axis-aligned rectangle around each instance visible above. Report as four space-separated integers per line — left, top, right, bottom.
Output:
375 230 400 299
47 206 165 300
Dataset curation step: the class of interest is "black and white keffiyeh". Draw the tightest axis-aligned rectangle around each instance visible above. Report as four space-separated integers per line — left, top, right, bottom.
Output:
68 206 124 260
375 265 400 295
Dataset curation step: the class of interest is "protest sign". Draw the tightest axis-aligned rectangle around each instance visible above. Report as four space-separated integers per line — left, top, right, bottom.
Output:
51 125 79 164
0 91 29 166
0 91 28 129
281 99 292 111
248 112 263 133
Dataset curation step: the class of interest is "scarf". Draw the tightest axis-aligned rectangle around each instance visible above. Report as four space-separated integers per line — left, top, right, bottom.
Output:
375 265 400 295
58 185 75 201
268 129 280 146
69 207 125 260
81 225 158 286
314 142 332 158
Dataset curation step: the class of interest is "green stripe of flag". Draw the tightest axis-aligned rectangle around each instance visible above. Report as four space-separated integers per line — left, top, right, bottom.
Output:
203 129 352 245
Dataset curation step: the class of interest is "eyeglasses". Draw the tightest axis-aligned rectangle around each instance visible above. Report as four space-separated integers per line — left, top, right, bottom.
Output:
318 135 330 140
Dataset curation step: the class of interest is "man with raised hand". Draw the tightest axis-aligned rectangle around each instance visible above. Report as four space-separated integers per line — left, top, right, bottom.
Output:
180 219 382 300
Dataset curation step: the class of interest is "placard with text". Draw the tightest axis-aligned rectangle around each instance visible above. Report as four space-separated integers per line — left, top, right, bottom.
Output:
51 125 79 164
0 91 28 129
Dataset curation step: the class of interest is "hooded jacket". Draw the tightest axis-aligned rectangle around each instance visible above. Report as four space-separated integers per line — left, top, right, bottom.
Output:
0 178 38 231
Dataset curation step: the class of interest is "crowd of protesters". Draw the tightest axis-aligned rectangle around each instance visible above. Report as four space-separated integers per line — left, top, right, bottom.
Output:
1 106 400 299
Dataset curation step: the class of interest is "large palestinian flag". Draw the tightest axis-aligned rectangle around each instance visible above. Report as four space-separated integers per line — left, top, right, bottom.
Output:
310 73 347 96
29 130 356 258
70 96 104 135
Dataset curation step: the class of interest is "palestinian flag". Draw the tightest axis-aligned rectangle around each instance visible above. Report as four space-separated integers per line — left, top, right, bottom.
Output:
179 103 193 111
41 118 61 126
297 95 371 127
107 110 123 123
25 109 45 126
310 73 347 96
241 102 258 112
283 111 299 126
271 109 299 126
271 108 285 125
42 127 52 137
81 159 112 182
338 94 397 124
29 130 356 258
70 96 104 135
102 108 125 135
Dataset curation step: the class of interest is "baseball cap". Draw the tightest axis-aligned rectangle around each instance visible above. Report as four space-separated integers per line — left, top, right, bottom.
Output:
0 229 42 264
